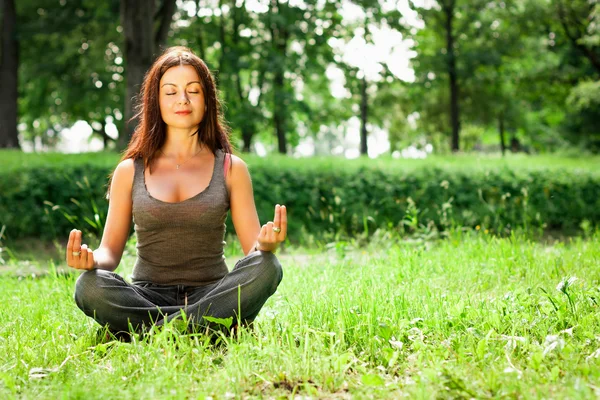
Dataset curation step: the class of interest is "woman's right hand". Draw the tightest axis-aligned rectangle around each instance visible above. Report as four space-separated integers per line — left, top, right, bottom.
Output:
66 229 96 270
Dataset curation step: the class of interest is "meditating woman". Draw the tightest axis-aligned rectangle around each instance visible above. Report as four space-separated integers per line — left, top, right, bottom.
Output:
66 46 286 336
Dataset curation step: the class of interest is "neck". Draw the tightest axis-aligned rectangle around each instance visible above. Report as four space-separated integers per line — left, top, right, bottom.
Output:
161 127 206 158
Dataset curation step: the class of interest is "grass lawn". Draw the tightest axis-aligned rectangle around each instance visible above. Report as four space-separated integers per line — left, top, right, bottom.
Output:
0 232 599 398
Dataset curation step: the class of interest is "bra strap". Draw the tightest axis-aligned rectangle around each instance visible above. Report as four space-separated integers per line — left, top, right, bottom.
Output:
223 152 231 178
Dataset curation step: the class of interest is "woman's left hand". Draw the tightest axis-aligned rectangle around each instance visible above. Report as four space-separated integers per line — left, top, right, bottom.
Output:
257 204 287 252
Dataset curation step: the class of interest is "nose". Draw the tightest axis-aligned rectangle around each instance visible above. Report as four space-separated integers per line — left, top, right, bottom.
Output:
177 92 190 104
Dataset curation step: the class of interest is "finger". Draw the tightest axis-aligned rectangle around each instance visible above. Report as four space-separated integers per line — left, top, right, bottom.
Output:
86 248 95 270
265 221 275 242
73 230 81 254
257 224 268 249
258 224 268 241
80 244 88 269
273 204 281 230
66 229 75 263
280 205 288 238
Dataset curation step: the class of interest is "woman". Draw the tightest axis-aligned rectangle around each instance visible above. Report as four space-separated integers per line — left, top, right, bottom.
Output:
67 46 286 337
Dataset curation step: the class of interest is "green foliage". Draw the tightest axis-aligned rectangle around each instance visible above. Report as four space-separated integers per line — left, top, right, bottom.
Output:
408 0 600 153
17 0 123 149
0 163 110 243
1 151 599 244
6 0 600 156
567 80 600 112
565 80 600 150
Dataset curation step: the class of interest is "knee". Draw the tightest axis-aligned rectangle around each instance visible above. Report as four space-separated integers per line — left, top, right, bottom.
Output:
256 251 283 292
74 269 111 312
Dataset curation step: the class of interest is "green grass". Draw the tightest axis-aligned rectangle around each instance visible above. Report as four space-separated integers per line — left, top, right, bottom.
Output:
1 232 599 398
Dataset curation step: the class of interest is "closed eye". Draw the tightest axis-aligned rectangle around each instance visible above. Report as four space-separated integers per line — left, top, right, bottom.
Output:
166 92 199 95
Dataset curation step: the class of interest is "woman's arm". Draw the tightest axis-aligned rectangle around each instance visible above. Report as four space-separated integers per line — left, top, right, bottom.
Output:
92 159 134 270
66 159 133 271
226 155 287 256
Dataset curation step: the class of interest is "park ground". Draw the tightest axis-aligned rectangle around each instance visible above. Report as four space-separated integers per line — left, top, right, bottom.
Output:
0 230 599 398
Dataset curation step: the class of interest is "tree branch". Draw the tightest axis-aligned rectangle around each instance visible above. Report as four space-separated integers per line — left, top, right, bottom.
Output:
557 0 600 74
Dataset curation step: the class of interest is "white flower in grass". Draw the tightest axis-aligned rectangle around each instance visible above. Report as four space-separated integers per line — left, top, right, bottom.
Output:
407 327 424 342
586 348 600 361
503 367 520 374
559 327 575 336
389 338 403 350
543 335 565 357
556 276 578 293
501 335 526 351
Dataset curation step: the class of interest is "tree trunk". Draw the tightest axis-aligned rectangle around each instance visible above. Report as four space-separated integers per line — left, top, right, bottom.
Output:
155 0 176 52
510 134 519 153
232 0 262 153
93 120 111 150
273 69 287 154
360 75 368 156
241 126 252 152
498 113 506 156
217 0 227 86
443 0 460 152
118 0 176 151
0 0 20 149
269 0 288 154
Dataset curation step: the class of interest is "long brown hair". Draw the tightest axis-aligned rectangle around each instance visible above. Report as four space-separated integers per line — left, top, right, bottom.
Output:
107 46 233 197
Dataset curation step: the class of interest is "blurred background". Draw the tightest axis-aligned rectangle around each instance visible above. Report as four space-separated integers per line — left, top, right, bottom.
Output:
1 0 598 157
1 0 600 265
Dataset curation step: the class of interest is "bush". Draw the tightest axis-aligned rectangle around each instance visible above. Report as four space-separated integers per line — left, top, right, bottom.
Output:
1 151 599 244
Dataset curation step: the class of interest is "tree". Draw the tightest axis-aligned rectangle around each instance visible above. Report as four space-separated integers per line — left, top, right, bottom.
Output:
331 0 405 156
410 0 542 153
0 0 19 149
118 0 176 150
177 0 346 154
261 0 344 154
16 0 124 151
440 0 460 152
411 0 465 152
555 0 600 75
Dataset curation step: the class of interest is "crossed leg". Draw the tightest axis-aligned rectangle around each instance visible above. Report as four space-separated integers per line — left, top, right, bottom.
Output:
74 251 283 333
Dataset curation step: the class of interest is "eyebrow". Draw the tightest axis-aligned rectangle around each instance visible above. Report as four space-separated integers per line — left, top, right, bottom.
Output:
160 81 202 88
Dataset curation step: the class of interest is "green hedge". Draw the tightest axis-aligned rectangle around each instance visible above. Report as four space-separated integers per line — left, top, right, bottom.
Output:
1 152 599 243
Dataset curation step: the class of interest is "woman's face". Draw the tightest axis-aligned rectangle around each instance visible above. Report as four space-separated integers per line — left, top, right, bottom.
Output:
158 65 206 130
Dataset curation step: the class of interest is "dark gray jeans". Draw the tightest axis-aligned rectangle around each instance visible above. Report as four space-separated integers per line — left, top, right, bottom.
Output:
74 251 283 333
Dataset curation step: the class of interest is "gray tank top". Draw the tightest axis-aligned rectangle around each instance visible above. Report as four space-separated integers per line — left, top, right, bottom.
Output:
131 149 230 286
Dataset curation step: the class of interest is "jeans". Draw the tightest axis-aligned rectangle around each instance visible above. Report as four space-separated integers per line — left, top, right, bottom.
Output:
74 251 283 333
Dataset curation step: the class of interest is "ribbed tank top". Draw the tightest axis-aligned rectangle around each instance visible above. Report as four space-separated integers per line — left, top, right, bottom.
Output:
131 149 230 286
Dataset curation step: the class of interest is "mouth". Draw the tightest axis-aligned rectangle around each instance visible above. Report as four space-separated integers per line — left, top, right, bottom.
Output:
175 111 192 115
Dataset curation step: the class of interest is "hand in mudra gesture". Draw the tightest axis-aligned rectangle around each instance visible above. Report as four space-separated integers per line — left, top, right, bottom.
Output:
257 204 287 252
66 229 95 270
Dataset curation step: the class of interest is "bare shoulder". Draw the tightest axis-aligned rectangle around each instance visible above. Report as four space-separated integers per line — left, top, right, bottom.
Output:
225 154 251 195
230 154 248 173
110 158 135 193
